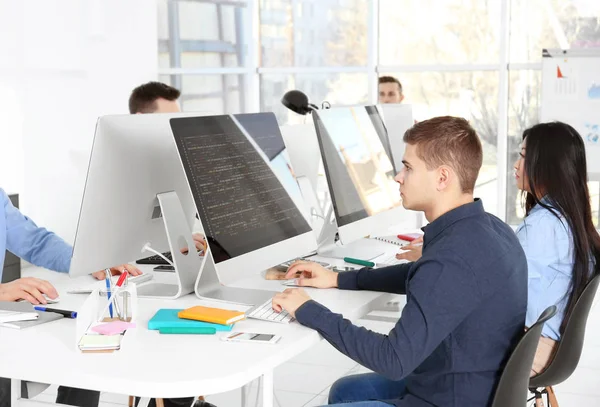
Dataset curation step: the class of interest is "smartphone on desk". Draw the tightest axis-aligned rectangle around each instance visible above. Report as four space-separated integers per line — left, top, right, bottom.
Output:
153 265 175 272
332 266 358 273
221 332 281 345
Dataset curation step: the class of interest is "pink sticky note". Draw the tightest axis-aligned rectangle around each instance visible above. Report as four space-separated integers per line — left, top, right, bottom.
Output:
91 321 136 335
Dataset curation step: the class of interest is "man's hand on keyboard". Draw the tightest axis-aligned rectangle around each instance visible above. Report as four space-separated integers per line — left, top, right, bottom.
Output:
285 261 338 289
272 288 311 318
91 264 143 280
395 237 424 262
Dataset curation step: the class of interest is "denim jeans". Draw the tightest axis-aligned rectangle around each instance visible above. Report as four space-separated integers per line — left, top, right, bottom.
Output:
326 373 406 406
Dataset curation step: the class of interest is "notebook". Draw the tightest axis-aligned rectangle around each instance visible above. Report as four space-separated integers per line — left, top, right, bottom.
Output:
148 309 233 332
0 301 63 329
178 306 245 325
371 235 410 246
78 334 122 351
0 309 38 324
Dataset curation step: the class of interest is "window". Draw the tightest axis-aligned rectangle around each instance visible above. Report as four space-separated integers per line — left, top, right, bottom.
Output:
506 0 600 223
158 0 600 220
259 0 369 67
379 0 502 65
509 0 600 63
158 0 249 114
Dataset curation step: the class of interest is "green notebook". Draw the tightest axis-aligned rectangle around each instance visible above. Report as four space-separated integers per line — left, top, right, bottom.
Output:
148 309 234 331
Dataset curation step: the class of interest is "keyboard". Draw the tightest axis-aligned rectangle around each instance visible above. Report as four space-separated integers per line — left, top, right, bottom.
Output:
247 299 294 324
377 253 407 267
67 273 154 294
136 252 173 265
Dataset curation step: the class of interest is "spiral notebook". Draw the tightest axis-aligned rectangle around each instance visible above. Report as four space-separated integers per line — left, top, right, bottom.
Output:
371 235 409 246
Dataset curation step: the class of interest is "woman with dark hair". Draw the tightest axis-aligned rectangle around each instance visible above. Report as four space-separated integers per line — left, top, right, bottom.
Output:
513 121 600 376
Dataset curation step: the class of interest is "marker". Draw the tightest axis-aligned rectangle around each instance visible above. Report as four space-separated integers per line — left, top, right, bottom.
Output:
343 257 375 268
397 234 419 242
159 327 216 335
34 307 77 319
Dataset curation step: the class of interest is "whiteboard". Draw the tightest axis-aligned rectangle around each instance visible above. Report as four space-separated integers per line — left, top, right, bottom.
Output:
541 48 600 173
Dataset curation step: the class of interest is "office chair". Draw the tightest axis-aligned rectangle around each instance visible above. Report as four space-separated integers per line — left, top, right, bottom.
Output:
528 273 600 407
490 305 557 407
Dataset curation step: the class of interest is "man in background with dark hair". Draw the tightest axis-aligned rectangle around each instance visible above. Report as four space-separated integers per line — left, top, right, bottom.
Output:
129 81 181 114
272 116 527 406
378 76 404 104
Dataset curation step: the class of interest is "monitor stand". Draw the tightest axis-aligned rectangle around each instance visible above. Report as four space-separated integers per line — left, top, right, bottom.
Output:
194 253 276 307
316 207 384 261
136 191 201 299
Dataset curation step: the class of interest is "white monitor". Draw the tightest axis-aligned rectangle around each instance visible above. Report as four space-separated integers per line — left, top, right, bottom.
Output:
312 106 407 259
170 112 317 305
70 113 208 299
280 123 329 226
376 104 414 170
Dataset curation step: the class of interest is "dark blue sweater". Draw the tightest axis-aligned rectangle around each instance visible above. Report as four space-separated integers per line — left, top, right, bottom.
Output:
295 200 527 407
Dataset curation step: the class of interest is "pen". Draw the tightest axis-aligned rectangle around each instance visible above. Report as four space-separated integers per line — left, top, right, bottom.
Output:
343 257 375 267
116 271 128 287
34 307 77 319
159 327 216 335
104 269 113 318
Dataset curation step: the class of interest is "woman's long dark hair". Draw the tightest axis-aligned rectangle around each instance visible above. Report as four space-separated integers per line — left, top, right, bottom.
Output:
522 122 600 335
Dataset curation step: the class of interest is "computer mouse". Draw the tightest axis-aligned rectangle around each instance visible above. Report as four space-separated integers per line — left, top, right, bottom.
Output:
43 294 60 304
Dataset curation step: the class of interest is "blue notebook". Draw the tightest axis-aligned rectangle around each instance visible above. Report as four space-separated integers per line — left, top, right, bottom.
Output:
148 309 234 331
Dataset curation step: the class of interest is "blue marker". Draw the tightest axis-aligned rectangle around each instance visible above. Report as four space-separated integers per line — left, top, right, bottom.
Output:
34 307 77 319
105 272 113 318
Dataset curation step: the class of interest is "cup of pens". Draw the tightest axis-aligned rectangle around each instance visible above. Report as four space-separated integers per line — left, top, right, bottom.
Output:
100 269 133 322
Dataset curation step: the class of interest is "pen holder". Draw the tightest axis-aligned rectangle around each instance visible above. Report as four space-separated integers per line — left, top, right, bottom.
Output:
97 285 138 323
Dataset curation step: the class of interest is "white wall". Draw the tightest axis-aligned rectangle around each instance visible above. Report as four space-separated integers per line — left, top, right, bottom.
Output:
0 0 158 244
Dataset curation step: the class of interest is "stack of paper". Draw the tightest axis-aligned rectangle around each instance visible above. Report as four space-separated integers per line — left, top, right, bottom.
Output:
78 334 122 352
0 301 63 329
0 310 38 324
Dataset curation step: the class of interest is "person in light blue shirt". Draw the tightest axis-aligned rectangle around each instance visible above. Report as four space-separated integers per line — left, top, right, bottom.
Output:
513 121 600 375
514 198 572 341
0 188 142 407
0 188 141 303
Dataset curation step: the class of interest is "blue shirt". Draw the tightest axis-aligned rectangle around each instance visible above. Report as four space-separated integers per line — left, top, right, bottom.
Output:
516 201 573 341
0 189 72 280
295 200 528 407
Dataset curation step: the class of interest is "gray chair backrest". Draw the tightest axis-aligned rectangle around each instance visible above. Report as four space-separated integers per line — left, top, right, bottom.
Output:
491 306 557 407
529 273 600 388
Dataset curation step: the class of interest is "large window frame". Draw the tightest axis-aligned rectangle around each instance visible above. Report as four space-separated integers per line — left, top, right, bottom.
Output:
158 0 591 223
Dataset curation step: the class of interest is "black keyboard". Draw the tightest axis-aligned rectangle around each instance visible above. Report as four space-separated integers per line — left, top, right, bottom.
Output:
136 251 173 265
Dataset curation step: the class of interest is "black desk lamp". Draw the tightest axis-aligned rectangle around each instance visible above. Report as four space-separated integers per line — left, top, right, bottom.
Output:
281 90 320 115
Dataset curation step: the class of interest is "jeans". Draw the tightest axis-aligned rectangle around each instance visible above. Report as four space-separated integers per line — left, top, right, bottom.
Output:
0 378 100 407
326 373 406 406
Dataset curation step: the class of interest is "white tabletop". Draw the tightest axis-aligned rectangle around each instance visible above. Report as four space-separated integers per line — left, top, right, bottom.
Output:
0 261 390 400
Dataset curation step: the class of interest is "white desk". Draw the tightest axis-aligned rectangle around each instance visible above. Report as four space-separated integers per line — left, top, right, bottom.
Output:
0 251 397 407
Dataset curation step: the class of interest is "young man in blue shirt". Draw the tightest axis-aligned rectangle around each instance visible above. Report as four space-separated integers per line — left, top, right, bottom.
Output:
273 116 528 407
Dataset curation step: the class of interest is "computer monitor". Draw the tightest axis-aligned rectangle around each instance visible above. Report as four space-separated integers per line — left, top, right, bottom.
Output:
170 112 317 305
312 106 407 259
376 104 414 171
70 113 208 299
280 123 329 225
